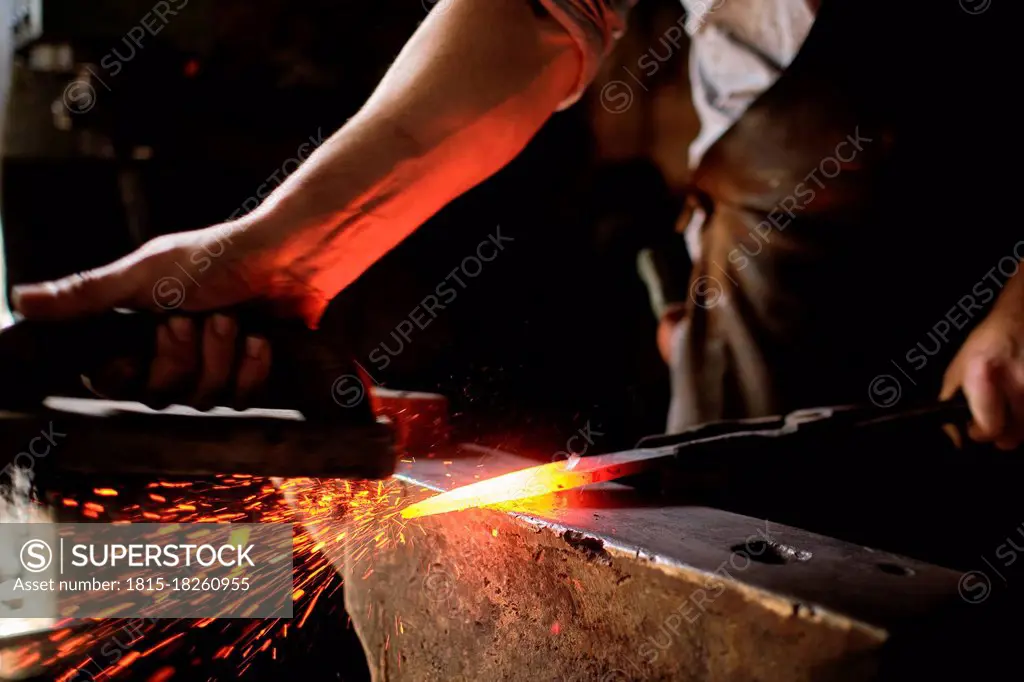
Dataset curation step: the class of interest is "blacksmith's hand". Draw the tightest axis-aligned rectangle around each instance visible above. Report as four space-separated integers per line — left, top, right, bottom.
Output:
941 268 1024 450
8 220 306 410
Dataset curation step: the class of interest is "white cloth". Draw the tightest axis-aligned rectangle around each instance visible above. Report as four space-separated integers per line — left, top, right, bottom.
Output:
540 0 815 167
679 0 814 259
682 0 814 167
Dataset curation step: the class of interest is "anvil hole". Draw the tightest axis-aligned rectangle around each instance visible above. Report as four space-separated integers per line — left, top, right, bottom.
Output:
877 562 915 577
731 539 812 565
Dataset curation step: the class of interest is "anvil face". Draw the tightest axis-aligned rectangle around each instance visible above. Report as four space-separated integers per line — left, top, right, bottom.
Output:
283 442 982 682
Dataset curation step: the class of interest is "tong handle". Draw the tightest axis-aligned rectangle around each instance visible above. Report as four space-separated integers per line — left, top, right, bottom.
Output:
0 311 373 422
851 393 972 429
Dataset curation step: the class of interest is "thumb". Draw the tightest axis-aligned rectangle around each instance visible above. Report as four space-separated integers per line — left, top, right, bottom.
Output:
939 365 961 402
12 259 144 320
939 361 967 448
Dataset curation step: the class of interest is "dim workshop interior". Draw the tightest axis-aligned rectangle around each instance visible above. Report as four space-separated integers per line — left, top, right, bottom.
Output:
0 0 1018 680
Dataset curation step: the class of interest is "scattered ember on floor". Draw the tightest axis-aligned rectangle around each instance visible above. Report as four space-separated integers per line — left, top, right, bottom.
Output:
2 472 422 681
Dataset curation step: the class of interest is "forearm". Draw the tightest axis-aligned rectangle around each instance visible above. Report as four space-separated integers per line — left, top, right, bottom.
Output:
242 0 581 301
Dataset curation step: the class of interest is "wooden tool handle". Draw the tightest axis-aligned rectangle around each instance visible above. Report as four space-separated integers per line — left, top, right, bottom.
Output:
0 311 374 422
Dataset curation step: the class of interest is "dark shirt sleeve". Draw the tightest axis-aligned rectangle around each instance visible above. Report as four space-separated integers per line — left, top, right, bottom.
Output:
536 0 637 108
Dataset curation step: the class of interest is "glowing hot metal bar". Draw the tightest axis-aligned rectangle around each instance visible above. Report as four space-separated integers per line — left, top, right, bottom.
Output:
401 397 973 519
399 447 672 519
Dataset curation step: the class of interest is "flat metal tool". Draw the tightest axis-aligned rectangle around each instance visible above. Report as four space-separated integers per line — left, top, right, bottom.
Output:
401 397 972 519
0 311 395 479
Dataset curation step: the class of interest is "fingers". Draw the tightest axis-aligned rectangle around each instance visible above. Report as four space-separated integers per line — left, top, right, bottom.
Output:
94 316 272 410
11 256 145 319
235 336 272 408
88 357 144 399
948 355 1022 450
939 355 963 402
998 361 1024 449
190 314 238 409
1000 385 1024 450
146 317 199 408
964 359 1007 441
939 361 968 448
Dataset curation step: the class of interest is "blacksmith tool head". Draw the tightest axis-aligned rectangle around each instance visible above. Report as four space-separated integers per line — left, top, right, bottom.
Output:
0 311 394 480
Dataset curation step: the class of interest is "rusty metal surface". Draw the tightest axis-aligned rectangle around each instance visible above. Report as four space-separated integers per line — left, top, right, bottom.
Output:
286 443 970 681
345 500 884 682
394 444 962 627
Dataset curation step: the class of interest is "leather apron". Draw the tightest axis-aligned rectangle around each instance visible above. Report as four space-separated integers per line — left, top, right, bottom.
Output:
668 0 1011 430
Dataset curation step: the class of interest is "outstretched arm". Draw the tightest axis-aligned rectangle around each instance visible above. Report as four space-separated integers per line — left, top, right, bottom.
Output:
14 0 586 323
11 1 630 408
249 0 594 321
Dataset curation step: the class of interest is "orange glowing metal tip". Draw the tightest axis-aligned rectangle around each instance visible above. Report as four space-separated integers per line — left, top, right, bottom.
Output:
399 447 672 519
400 398 974 520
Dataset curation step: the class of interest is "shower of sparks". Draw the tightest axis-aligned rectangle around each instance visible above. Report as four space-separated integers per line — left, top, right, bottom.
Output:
2 473 421 681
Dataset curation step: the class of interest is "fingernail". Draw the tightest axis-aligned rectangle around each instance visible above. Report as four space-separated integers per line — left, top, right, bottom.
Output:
246 336 266 359
212 314 233 337
9 284 44 311
168 316 193 343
